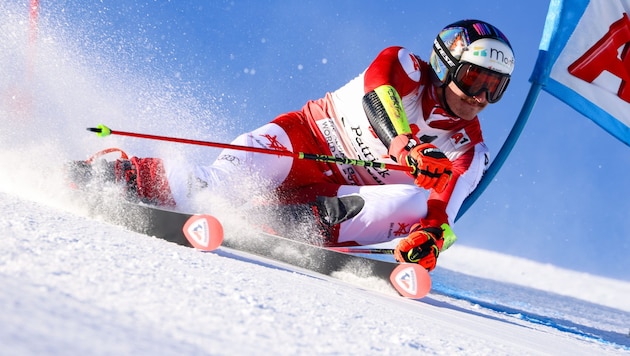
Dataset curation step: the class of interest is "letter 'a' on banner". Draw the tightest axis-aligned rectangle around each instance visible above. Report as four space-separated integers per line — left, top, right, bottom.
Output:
532 0 630 147
457 0 630 221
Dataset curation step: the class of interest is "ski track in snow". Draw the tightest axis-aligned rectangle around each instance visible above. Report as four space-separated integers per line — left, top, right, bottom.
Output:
1 191 629 355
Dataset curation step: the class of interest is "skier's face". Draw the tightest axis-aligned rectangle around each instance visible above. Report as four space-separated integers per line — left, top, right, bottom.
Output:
444 81 488 121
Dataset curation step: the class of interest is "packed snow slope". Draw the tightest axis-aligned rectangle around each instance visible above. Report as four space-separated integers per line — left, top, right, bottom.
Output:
1 190 630 355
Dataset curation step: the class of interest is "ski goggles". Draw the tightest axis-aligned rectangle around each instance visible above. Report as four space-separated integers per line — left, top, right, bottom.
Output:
452 62 510 103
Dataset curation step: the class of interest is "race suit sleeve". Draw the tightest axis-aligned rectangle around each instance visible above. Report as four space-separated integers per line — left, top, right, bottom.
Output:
422 146 486 228
361 46 426 147
363 46 424 96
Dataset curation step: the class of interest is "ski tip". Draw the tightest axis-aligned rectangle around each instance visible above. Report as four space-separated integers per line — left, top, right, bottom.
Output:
182 214 224 251
389 263 431 299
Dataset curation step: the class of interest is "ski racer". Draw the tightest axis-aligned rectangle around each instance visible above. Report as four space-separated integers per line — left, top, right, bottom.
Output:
69 19 515 272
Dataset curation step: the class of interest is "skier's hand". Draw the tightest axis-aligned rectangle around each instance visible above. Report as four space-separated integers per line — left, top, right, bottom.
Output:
394 225 444 271
388 135 452 193
408 144 452 193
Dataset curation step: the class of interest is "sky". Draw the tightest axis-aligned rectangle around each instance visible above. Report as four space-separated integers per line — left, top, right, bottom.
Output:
1 0 629 282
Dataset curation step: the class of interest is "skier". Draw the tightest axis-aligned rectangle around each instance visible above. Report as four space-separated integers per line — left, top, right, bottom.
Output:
69 19 515 272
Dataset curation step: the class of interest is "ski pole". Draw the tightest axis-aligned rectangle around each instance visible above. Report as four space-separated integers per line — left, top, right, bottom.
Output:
327 247 394 255
87 124 413 173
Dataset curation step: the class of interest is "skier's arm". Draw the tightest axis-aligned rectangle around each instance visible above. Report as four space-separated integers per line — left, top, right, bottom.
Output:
361 47 452 193
361 46 419 146
394 148 480 270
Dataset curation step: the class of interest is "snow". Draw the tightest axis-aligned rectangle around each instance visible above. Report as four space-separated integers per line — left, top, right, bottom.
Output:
1 190 629 355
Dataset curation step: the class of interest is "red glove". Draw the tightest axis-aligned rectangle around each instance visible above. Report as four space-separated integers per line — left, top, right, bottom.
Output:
388 135 453 193
394 224 444 271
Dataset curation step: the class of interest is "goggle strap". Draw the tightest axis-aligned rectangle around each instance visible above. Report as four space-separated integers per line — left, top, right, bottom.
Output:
433 36 459 71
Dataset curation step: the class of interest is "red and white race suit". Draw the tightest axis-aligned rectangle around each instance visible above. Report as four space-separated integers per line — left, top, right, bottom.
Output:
165 46 489 246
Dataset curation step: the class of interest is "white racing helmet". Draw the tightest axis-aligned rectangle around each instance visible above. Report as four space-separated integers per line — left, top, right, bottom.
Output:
429 19 515 103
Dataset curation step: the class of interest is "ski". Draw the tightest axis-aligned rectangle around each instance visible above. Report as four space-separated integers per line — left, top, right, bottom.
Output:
91 201 431 299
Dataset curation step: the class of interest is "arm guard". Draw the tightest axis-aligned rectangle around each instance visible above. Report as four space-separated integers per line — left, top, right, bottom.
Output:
362 85 412 148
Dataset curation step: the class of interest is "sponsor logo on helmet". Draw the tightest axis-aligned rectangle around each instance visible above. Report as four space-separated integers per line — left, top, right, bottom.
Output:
472 46 487 57
471 45 514 69
490 48 514 68
461 38 514 74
